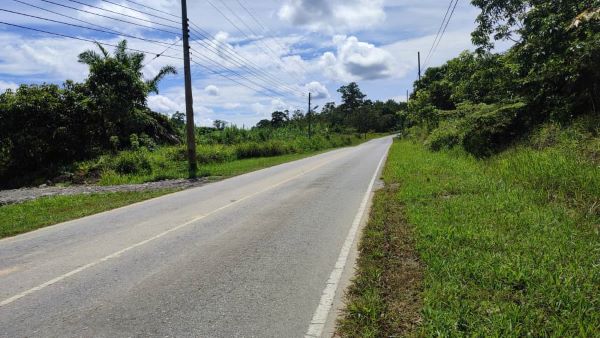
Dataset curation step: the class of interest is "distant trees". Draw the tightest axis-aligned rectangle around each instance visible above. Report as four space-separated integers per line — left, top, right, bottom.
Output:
0 40 179 187
252 82 405 135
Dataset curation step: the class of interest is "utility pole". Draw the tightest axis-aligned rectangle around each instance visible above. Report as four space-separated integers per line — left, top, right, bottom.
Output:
181 0 197 178
418 51 421 81
406 89 409 103
307 92 312 139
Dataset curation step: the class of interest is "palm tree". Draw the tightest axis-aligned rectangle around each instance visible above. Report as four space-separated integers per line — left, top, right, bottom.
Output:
78 40 176 99
77 40 179 146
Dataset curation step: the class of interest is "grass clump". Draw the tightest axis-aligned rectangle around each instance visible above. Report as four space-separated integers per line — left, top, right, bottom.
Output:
0 189 178 239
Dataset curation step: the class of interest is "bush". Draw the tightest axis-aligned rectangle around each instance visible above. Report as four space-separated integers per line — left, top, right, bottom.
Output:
112 151 152 175
235 140 293 159
460 102 526 157
425 120 463 151
196 144 236 164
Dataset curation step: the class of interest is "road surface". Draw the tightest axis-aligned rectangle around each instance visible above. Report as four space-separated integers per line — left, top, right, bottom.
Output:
0 136 392 337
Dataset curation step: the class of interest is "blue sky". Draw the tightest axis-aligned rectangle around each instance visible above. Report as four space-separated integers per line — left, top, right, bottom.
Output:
0 0 487 127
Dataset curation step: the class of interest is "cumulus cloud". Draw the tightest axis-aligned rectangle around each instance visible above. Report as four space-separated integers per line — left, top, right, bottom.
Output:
204 85 220 96
0 80 18 92
304 81 329 99
148 95 183 114
318 35 396 82
278 0 385 33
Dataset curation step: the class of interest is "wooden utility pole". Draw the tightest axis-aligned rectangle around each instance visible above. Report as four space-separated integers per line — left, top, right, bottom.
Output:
181 0 197 178
308 92 312 139
418 52 421 81
406 89 409 103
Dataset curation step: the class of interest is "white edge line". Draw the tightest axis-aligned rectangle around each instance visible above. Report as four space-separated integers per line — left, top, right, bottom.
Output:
0 148 356 308
305 142 390 338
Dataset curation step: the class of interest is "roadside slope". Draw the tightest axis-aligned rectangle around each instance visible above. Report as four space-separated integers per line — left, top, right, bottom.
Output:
338 139 599 336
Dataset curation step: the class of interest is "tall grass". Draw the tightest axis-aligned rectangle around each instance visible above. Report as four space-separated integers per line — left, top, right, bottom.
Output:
76 129 372 185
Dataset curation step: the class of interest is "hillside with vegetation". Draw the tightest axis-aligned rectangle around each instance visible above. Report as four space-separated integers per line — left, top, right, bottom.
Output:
339 1 599 337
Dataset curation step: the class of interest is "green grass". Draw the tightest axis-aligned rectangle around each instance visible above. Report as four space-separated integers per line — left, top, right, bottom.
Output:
91 133 384 186
0 189 178 239
338 138 599 337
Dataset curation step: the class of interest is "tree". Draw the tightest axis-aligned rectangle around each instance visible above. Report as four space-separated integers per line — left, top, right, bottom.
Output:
78 40 177 144
337 82 366 123
471 0 600 120
256 119 271 129
271 111 289 128
213 119 228 130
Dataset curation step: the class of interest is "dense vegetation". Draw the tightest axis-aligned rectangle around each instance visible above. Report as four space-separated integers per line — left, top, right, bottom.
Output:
340 1 599 336
0 39 402 189
406 0 599 156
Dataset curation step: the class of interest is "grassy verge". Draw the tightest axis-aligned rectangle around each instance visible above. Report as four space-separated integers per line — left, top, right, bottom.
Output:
338 139 599 336
81 133 385 186
0 189 178 239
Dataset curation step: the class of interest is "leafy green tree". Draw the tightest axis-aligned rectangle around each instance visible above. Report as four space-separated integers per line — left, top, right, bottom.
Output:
471 0 600 119
270 111 289 127
78 40 177 144
338 82 366 123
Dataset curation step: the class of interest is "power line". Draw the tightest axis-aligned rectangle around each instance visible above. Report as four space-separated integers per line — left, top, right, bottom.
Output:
189 37 303 97
190 46 299 99
39 0 180 36
423 0 454 67
144 38 182 66
97 0 180 24
0 7 175 48
424 0 459 68
204 0 305 84
0 21 182 60
122 0 180 19
188 23 303 96
233 0 309 74
190 58 282 102
65 0 180 31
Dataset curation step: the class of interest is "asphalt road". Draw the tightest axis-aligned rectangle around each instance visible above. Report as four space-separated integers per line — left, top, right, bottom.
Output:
0 136 392 338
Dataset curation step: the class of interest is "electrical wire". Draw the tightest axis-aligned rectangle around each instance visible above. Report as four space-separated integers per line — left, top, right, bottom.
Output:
0 21 182 60
122 0 180 19
188 31 303 97
97 0 180 24
233 0 309 74
424 0 459 68
0 7 175 47
39 0 180 36
190 46 298 99
423 0 454 67
65 0 180 31
204 0 305 84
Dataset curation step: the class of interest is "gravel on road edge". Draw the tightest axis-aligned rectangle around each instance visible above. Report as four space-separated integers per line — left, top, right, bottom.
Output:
0 178 212 206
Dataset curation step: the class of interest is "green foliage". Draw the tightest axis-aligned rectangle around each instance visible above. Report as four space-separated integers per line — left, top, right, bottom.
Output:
0 40 179 188
424 119 463 151
112 150 152 175
372 139 599 336
460 102 526 157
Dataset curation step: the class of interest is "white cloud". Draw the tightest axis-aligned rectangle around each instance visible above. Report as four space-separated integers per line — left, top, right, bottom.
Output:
0 80 18 92
148 94 183 114
318 35 396 82
204 85 220 96
278 0 385 33
304 81 329 99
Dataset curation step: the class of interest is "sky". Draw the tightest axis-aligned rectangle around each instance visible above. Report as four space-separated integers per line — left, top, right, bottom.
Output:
0 0 488 127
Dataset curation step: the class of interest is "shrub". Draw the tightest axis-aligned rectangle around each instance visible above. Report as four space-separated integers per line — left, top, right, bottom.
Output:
129 134 140 150
196 144 235 164
460 102 526 157
425 119 463 151
112 151 152 175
